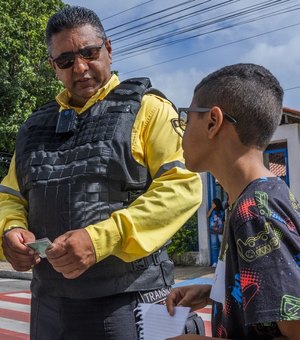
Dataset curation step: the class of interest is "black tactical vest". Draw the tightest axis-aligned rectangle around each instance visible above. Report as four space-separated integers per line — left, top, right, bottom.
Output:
15 78 174 298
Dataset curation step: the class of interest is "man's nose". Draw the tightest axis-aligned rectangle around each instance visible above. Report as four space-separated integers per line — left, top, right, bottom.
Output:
72 55 89 73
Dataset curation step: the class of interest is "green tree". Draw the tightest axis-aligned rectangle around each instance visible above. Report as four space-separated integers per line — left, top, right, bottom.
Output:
0 0 65 155
168 212 199 256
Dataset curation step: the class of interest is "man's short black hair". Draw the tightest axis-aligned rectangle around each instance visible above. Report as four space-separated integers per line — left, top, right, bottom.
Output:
46 6 106 54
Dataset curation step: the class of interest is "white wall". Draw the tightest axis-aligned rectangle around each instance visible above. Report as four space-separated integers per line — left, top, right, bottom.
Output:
271 123 300 200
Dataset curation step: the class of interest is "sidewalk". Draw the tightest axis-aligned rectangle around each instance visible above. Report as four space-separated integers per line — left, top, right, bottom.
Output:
174 265 215 283
0 260 32 280
0 260 215 283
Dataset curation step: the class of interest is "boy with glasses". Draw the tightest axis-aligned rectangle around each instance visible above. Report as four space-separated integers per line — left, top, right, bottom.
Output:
166 63 300 339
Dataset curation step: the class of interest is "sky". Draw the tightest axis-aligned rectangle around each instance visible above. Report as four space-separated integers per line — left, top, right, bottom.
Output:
63 0 300 109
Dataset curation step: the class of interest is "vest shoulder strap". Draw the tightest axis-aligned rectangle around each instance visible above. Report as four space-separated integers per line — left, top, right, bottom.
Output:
31 99 59 118
145 87 178 112
107 77 152 102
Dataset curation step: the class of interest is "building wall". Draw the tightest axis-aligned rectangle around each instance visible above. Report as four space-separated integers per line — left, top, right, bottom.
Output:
271 123 300 200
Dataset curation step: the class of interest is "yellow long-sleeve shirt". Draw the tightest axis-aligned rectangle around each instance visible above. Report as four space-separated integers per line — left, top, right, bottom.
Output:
0 75 202 262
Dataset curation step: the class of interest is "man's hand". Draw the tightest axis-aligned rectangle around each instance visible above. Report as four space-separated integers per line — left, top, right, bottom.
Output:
46 229 96 279
166 284 212 316
2 228 40 271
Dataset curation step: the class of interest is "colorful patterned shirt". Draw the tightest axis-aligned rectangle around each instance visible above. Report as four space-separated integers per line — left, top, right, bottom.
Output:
212 177 300 339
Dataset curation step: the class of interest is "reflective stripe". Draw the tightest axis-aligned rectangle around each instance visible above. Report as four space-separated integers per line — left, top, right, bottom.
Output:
154 160 185 179
0 185 24 199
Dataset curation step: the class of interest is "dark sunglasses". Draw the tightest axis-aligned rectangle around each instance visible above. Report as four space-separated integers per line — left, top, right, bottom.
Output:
51 42 106 69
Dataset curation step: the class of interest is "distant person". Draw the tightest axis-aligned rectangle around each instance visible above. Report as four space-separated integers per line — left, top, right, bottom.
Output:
0 6 201 340
166 63 300 339
207 198 224 267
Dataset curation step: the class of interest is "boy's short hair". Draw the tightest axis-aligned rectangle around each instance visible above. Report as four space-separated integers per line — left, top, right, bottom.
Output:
194 63 284 150
46 6 106 54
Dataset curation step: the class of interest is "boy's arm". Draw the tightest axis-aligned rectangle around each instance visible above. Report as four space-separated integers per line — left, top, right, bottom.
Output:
275 320 300 340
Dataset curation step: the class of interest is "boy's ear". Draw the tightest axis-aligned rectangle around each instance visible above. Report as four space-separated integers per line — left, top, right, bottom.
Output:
207 106 224 138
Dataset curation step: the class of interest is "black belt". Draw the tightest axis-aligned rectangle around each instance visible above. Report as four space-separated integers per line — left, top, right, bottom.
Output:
131 248 170 271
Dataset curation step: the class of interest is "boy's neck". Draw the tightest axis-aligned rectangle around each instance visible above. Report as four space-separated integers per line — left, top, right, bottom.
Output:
213 152 276 207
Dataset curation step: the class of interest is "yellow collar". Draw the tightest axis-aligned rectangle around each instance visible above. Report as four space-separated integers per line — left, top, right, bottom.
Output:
56 74 120 114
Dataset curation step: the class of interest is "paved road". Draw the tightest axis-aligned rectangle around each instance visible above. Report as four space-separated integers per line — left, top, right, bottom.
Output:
0 279 30 339
0 277 212 339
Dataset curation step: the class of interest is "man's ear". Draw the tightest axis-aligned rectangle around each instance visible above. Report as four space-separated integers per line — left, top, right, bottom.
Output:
48 58 57 72
207 106 224 139
105 39 113 64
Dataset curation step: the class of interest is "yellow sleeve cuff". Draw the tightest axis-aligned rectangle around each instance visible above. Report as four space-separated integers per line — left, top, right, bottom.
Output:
85 218 122 263
3 224 28 233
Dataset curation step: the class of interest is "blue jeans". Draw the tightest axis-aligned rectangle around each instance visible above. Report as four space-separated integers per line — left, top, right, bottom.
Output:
210 233 223 264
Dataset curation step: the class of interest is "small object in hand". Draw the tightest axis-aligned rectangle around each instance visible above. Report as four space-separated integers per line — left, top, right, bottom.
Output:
25 238 53 258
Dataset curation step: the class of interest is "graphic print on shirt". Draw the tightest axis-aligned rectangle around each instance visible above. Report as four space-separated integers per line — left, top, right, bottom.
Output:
231 270 261 310
281 295 300 320
237 222 280 262
215 322 228 339
214 301 228 340
255 190 297 233
235 197 256 221
289 191 300 215
240 268 261 309
212 178 300 339
294 253 300 267
255 191 271 218
231 274 242 305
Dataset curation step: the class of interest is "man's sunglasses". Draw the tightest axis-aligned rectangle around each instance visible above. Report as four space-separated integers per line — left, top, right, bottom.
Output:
51 42 106 69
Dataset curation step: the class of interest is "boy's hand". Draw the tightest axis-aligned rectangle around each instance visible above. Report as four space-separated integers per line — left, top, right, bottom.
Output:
166 284 212 316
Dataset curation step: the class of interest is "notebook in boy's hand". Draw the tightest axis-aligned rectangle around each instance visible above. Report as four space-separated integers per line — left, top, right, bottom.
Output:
135 303 190 340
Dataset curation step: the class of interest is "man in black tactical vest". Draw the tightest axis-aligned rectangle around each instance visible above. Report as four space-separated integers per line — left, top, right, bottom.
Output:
0 6 201 340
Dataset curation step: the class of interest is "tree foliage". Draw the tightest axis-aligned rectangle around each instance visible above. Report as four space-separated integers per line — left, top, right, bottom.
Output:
0 0 65 154
168 213 199 256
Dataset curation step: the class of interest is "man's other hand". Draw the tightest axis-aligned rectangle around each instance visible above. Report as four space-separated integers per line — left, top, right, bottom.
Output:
46 229 96 279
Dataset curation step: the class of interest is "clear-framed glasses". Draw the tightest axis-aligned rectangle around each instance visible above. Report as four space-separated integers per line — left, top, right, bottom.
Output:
172 107 237 137
51 41 106 69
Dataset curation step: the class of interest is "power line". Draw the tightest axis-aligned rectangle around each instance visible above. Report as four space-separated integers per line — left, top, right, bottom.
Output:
114 3 299 61
102 1 154 21
119 22 300 75
106 0 201 32
284 86 300 92
112 0 295 59
110 0 238 43
108 0 215 38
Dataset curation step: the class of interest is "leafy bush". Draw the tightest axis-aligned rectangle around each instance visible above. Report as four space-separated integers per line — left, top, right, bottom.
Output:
0 0 64 154
167 213 198 256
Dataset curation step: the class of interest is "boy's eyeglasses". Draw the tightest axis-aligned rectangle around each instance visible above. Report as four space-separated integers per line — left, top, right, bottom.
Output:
172 107 237 137
51 42 106 69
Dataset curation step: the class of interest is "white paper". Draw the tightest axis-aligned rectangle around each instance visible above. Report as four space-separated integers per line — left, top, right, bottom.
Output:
135 303 190 340
210 259 226 305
